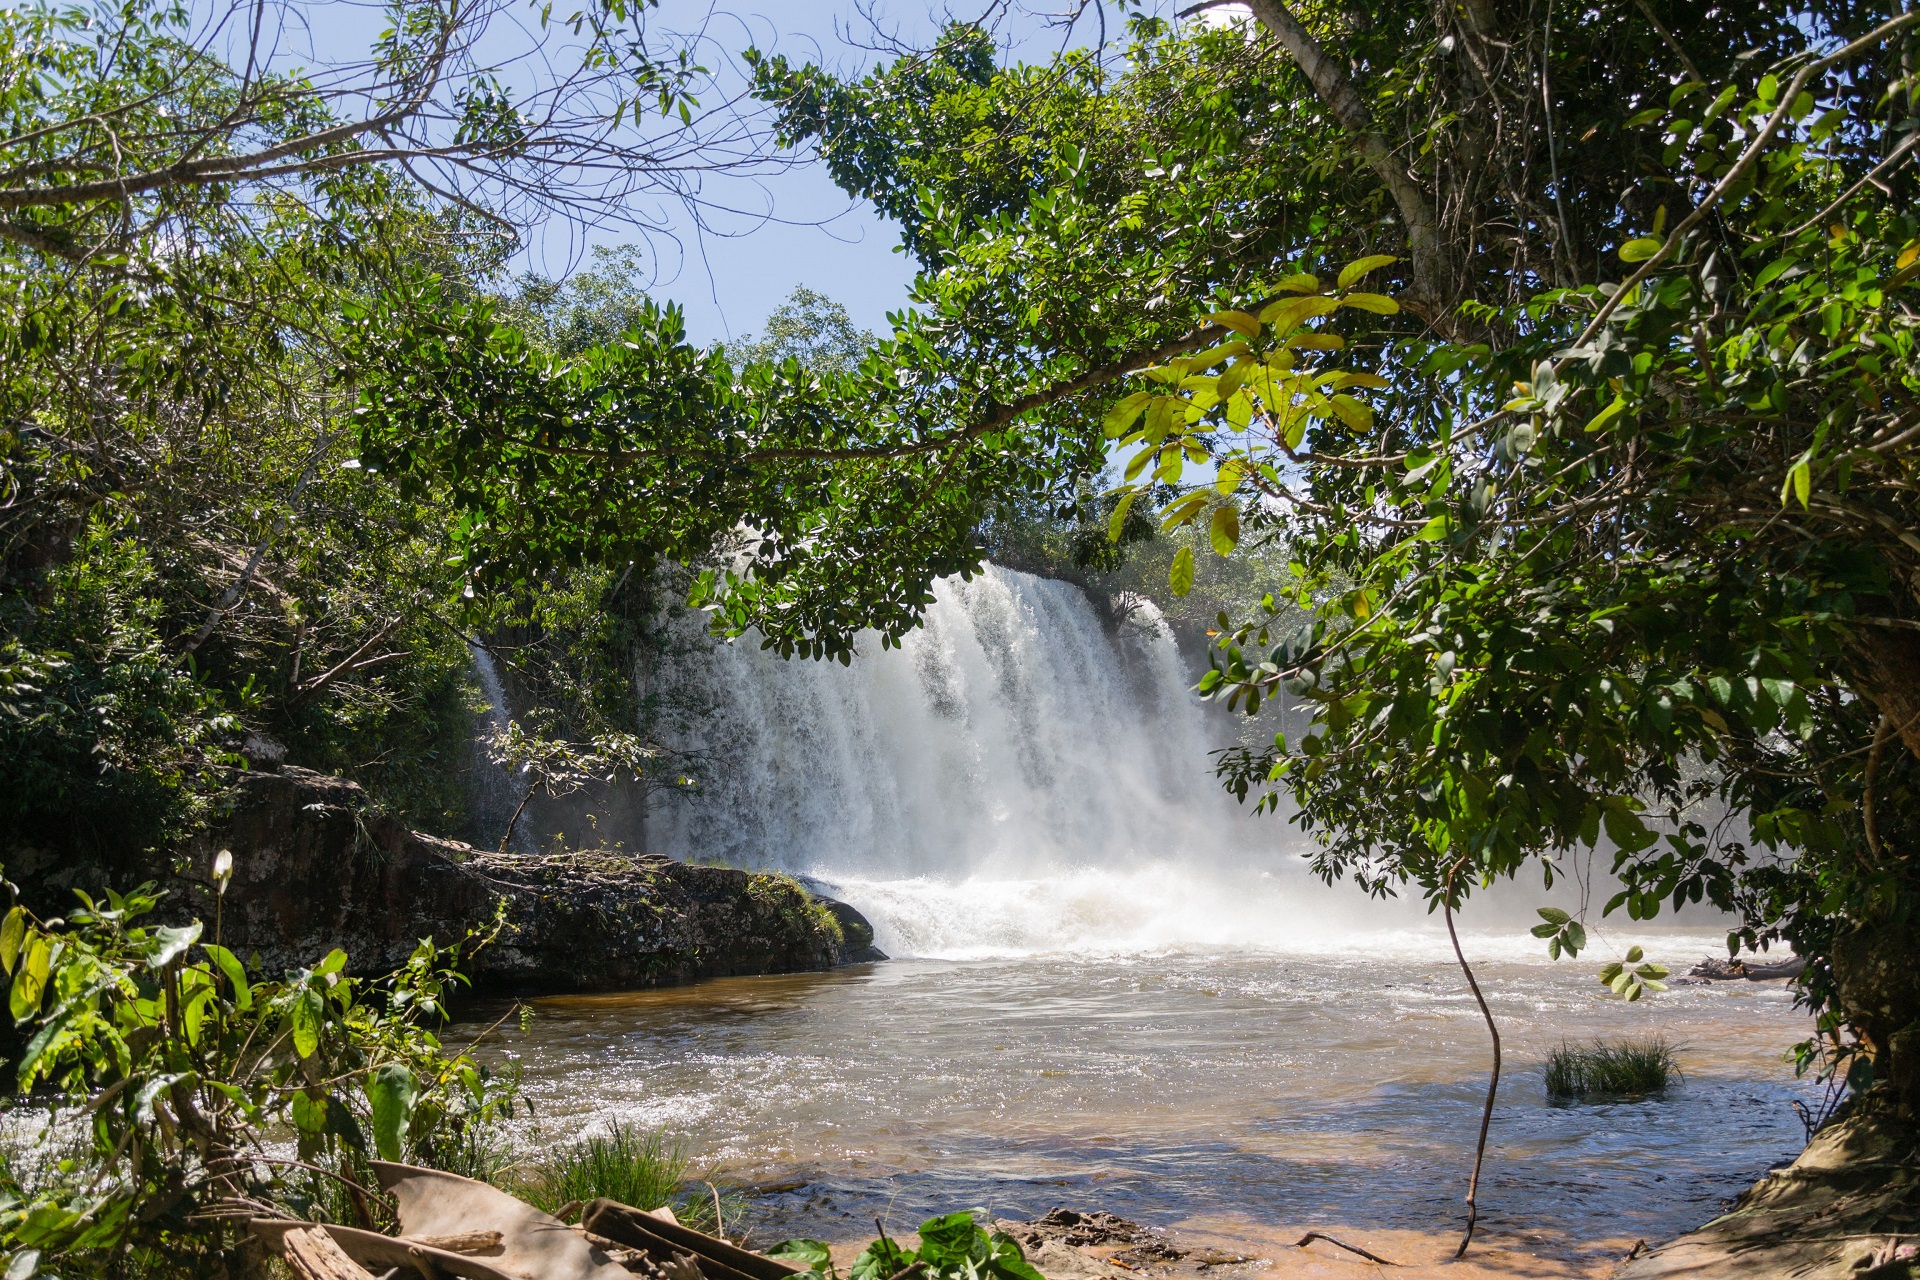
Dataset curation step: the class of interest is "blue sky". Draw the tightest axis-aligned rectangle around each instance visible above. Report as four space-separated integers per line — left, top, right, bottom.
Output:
540 1 1164 345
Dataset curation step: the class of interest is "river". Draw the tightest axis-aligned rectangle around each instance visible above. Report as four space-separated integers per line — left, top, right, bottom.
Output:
462 566 1816 1273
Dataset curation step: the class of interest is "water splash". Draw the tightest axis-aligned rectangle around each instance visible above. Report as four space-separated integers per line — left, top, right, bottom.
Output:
646 566 1356 955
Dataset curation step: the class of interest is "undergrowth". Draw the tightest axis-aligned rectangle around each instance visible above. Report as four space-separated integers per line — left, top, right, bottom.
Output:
520 1121 748 1237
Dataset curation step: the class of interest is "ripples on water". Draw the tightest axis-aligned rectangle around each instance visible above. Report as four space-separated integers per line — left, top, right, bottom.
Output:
462 932 1813 1254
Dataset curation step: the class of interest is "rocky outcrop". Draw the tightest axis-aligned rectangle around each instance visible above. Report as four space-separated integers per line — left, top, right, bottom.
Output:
166 766 883 993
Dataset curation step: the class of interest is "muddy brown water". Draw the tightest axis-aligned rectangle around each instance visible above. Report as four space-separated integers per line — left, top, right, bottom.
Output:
459 932 1814 1275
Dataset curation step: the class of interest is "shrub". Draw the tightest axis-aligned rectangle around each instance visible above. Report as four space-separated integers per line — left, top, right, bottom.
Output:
1545 1037 1680 1098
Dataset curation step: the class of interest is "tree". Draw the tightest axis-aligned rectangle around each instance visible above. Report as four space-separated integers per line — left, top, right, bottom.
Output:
742 1 1920 1125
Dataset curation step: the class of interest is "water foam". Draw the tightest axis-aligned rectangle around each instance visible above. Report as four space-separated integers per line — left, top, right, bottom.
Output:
648 565 1725 961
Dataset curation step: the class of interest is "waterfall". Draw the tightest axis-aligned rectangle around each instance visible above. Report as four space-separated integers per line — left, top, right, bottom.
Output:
469 643 537 855
646 566 1401 958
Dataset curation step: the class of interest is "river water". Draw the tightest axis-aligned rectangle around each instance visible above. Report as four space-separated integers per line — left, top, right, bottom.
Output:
463 567 1817 1269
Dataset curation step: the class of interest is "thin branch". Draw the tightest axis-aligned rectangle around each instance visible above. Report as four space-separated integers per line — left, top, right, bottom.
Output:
1567 12 1920 354
1444 862 1501 1260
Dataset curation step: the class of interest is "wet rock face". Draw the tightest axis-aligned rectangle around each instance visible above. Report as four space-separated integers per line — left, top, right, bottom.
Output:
175 767 882 993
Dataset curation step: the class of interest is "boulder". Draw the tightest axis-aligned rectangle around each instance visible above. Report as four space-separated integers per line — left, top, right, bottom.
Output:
171 766 882 993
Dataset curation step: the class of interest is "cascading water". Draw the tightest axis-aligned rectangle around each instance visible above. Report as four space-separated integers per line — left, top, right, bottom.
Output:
469 643 537 855
648 566 1406 958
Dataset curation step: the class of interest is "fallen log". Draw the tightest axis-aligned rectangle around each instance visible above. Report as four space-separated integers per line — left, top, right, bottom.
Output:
281 1225 377 1280
252 1220 520 1280
581 1198 806 1280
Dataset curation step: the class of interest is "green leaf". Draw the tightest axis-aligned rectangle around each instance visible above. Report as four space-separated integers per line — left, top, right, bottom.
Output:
1102 391 1152 438
148 922 203 970
916 1213 985 1268
1169 546 1195 597
366 1064 418 1162
204 944 251 1011
1269 272 1320 294
1531 922 1559 938
1204 310 1261 339
0 908 25 974
292 1091 328 1134
1209 504 1240 556
849 1239 914 1280
1782 458 1811 509
1536 907 1571 926
9 935 50 1022
1585 397 1627 433
290 988 324 1058
1337 292 1399 314
1618 237 1663 262
768 1241 834 1272
5 1249 42 1280
1625 945 1644 963
1598 962 1624 983
1337 255 1398 290
1564 921 1587 954
1159 492 1210 528
1107 492 1139 543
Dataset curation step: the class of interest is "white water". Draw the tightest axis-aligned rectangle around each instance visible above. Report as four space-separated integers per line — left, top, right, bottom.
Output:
647 566 1673 961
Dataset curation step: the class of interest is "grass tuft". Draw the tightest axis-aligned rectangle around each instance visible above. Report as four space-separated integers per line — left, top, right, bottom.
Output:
1545 1036 1680 1098
523 1121 690 1217
519 1121 748 1238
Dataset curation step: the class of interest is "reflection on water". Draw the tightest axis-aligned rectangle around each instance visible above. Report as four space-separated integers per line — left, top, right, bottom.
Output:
461 937 1813 1253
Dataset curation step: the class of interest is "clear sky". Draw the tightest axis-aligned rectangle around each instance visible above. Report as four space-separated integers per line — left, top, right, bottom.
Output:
540 1 1162 346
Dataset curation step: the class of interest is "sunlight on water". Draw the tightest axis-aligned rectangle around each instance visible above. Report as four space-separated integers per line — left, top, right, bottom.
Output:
472 566 1819 1265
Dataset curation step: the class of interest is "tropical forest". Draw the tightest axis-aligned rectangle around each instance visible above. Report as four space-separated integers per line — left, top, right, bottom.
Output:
1 0 1917 1277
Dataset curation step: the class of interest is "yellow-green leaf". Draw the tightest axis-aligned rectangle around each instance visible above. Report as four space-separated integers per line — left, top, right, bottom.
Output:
1107 491 1139 543
1270 272 1320 294
1286 332 1345 351
1215 459 1244 495
1124 447 1153 482
1618 237 1663 262
1209 503 1240 556
9 935 50 1021
1259 295 1340 331
1102 391 1151 438
1160 492 1210 528
1332 372 1391 389
1169 546 1195 597
1337 255 1399 290
1896 240 1919 271
1416 515 1450 541
0 908 25 975
1783 458 1811 509
1329 393 1373 430
1585 397 1628 432
1217 359 1249 400
1204 310 1262 338
1189 341 1249 369
1338 292 1400 315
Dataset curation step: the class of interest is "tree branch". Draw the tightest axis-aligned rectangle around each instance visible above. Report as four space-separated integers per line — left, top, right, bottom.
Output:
1241 0 1451 320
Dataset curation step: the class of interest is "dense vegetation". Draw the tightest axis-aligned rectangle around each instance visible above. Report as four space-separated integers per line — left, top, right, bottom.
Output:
746 2 1920 1097
5 0 1920 1272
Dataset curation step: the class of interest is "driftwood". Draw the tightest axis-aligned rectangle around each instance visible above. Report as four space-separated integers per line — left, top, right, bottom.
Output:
282 1226 378 1280
582 1199 806 1280
252 1220 522 1280
1295 1232 1398 1266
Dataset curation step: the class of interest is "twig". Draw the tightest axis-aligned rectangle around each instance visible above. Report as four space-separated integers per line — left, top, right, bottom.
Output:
1294 1232 1398 1265
1444 861 1501 1260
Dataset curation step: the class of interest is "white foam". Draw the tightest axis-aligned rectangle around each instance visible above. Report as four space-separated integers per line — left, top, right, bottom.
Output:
648 565 1733 964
